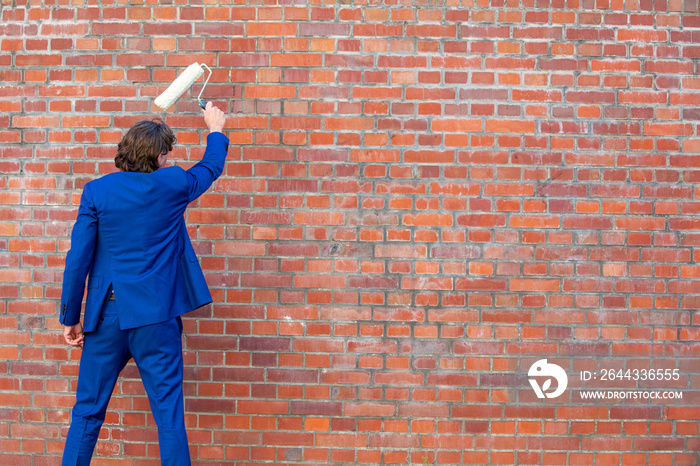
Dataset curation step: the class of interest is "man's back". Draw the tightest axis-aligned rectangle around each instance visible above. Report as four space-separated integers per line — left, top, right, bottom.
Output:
60 131 229 332
91 167 188 266
85 166 192 330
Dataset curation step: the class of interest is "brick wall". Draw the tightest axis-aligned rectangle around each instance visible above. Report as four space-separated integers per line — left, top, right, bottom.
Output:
2 0 700 464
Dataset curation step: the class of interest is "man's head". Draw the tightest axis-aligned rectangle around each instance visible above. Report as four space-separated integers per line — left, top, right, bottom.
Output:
114 118 176 173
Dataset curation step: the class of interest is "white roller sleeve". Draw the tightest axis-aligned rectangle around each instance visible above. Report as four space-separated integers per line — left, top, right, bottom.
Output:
154 63 205 111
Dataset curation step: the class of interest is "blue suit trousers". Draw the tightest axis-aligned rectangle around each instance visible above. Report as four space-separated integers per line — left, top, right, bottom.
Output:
62 300 190 465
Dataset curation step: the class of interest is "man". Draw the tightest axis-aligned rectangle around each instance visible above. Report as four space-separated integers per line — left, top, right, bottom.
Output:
60 102 227 465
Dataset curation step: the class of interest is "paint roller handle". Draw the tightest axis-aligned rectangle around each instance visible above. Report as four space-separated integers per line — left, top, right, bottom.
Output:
202 101 226 134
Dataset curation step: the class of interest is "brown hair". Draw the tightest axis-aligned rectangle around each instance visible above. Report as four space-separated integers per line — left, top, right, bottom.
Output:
114 118 176 173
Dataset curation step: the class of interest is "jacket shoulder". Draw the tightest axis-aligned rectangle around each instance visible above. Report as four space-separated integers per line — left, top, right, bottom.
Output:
155 166 188 190
159 165 186 176
89 167 188 187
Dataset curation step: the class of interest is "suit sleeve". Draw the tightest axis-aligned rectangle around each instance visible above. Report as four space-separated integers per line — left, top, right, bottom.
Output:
60 183 98 327
186 131 229 202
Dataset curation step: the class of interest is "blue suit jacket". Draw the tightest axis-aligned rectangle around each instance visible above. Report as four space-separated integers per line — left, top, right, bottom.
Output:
60 132 229 332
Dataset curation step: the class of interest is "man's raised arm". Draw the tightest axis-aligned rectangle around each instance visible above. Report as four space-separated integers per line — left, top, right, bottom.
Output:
186 102 229 202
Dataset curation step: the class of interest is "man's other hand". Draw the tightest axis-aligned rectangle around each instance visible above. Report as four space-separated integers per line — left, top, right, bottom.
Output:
64 323 84 348
202 101 226 134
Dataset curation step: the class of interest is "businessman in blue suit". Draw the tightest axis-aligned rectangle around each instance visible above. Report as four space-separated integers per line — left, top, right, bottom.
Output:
60 103 227 465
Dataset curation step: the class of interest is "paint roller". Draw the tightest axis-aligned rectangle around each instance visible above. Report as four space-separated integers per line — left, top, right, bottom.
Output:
154 63 212 111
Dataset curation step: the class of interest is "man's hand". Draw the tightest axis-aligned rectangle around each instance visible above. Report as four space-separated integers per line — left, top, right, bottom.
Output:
202 101 226 134
64 323 84 348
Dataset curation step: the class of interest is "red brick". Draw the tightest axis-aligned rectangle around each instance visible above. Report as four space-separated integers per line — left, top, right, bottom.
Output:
3 4 700 463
